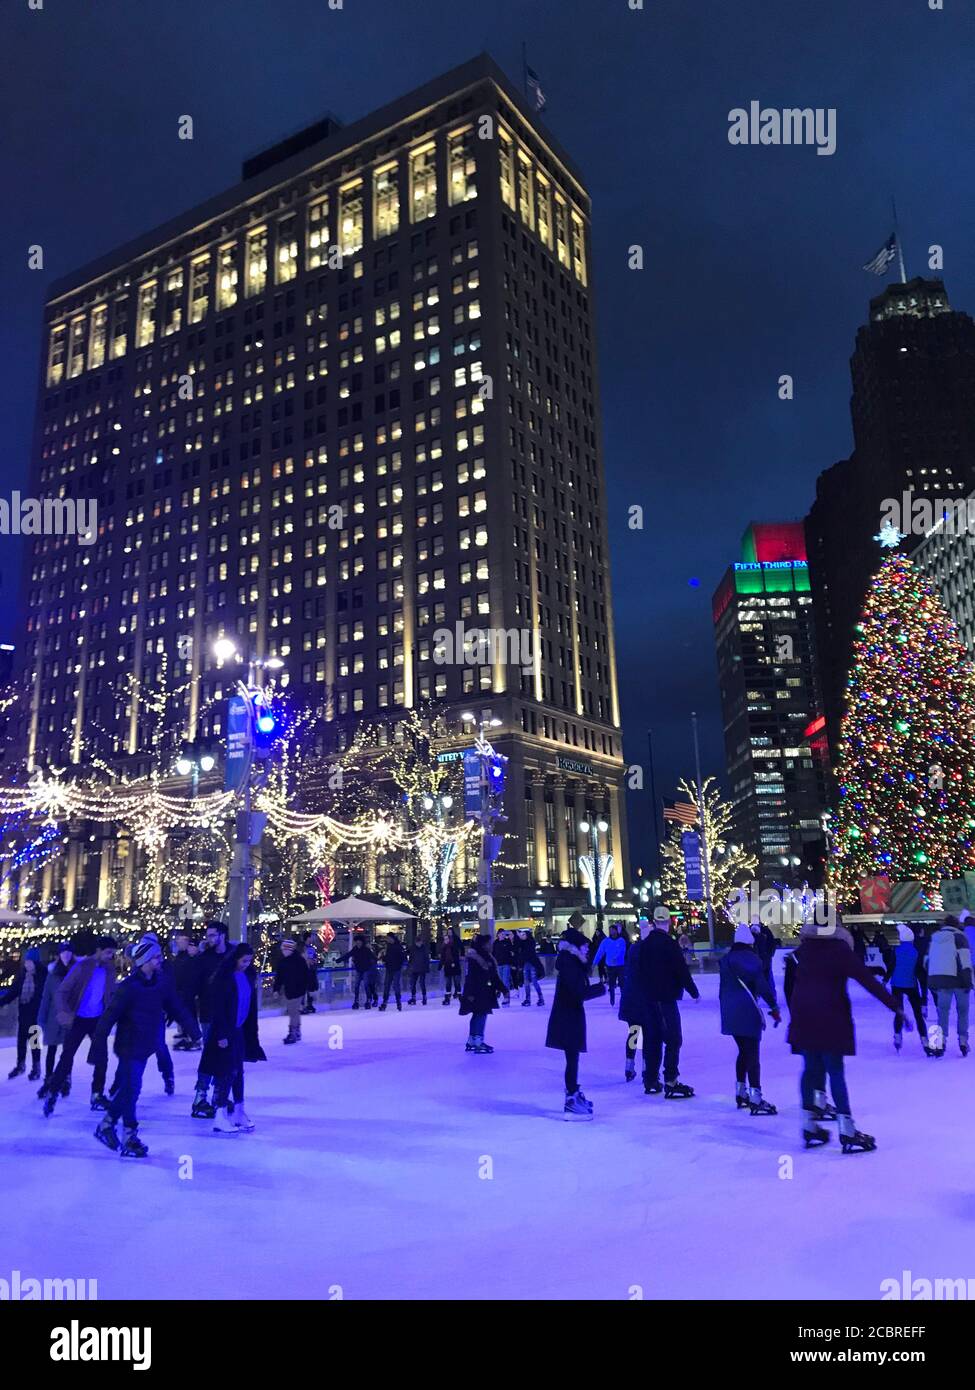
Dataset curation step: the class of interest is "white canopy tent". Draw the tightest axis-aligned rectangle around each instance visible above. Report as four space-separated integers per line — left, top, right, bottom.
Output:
288 895 415 925
0 907 38 924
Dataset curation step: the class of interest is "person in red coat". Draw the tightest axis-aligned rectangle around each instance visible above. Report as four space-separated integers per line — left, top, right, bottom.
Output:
788 917 909 1152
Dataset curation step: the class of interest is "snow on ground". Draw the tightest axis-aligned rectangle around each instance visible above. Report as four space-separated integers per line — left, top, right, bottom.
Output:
1 963 971 1301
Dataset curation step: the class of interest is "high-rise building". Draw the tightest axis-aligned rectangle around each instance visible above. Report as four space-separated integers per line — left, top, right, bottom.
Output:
807 277 975 750
712 523 829 887
16 54 627 921
912 487 975 652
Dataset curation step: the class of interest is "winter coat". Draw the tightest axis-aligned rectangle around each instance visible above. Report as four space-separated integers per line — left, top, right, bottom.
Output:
887 942 920 990
55 956 118 1028
171 949 198 1004
513 936 543 974
458 948 506 1017
718 944 777 1039
752 924 778 975
383 939 407 973
618 939 647 1027
926 927 973 991
0 963 46 1026
408 943 430 973
339 943 375 975
438 936 463 974
783 952 798 1009
492 937 514 967
93 969 199 1062
638 931 700 1004
787 937 899 1056
863 934 894 976
274 953 312 1001
37 959 72 1046
545 946 605 1052
200 965 267 1077
192 945 232 1024
592 935 627 969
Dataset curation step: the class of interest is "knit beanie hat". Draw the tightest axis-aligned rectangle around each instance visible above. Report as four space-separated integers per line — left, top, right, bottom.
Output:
895 922 914 944
733 923 755 945
131 939 161 970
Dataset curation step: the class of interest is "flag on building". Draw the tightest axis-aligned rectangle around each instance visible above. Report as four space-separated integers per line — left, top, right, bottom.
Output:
863 233 898 276
663 798 698 828
526 65 547 112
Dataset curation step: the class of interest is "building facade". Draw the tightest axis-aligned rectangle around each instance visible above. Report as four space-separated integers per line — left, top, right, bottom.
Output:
712 523 829 887
16 55 628 918
913 489 975 654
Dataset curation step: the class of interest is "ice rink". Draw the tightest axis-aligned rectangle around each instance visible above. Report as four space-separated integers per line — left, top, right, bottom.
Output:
1 964 969 1301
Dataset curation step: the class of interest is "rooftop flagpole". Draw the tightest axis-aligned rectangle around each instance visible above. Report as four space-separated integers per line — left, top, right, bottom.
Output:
892 196 908 283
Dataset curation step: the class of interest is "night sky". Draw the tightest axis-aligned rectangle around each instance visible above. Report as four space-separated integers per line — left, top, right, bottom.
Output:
2 0 974 869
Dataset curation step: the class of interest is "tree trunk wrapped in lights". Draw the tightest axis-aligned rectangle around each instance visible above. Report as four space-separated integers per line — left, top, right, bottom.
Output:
659 776 756 930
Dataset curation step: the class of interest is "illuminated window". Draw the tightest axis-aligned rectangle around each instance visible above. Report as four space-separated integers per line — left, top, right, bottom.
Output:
136 282 157 348
554 196 569 268
47 324 66 386
307 196 330 268
163 268 184 336
498 127 515 209
65 316 86 378
339 181 363 255
276 213 298 283
517 152 534 229
217 243 238 310
373 162 400 238
409 143 437 223
189 255 210 323
570 212 588 286
535 174 552 249
87 304 108 370
111 297 129 359
246 226 268 296
448 126 477 206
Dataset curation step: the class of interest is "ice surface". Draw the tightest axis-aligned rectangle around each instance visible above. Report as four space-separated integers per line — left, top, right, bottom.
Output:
1 963 968 1301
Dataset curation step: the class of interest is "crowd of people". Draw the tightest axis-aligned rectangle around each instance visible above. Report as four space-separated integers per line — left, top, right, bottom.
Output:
2 904 969 1152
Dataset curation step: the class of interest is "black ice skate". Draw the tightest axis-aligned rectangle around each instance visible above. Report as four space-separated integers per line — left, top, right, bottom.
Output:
42 1093 57 1117
812 1091 837 1121
961 1041 971 1057
624 1062 636 1082
120 1128 149 1159
643 1077 663 1094
664 1080 694 1099
7 1064 24 1079
94 1117 120 1151
839 1117 876 1154
163 1077 175 1095
28 1060 41 1082
563 1090 593 1121
735 1085 750 1109
469 1038 494 1054
192 1090 216 1119
90 1091 109 1112
748 1090 777 1116
802 1111 830 1147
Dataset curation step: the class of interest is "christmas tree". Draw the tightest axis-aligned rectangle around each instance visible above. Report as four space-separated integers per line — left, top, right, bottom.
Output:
830 548 975 904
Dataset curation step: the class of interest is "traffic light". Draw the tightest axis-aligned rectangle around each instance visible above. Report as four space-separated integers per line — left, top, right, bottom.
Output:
251 692 278 759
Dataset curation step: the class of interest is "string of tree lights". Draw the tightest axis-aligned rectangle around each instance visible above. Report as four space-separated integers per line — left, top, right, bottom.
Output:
659 776 757 926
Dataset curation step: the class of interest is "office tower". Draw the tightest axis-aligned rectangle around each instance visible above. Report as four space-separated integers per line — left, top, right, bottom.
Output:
807 277 975 750
712 523 829 887
17 55 627 920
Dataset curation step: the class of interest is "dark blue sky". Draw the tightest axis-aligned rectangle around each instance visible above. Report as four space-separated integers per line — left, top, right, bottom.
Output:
3 0 974 868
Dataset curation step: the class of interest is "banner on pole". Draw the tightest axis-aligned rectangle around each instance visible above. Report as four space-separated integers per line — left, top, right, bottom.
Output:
224 695 252 793
682 830 704 901
463 749 483 818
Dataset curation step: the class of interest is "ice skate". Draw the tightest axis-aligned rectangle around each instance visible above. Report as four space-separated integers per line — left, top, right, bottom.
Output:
192 1090 216 1119
664 1080 694 1099
397 1001 402 1011
839 1116 876 1154
802 1110 830 1147
465 1037 478 1052
232 1107 255 1132
624 1062 636 1081
120 1128 149 1159
812 1091 837 1121
90 1091 109 1112
522 997 532 1007
28 1060 41 1082
94 1117 120 1151
408 996 417 1005
748 1089 777 1116
213 1106 239 1135
961 1040 970 1057
563 1090 593 1121
536 997 544 1005
37 1079 51 1099
351 1002 360 1010
283 1031 298 1044
7 1064 24 1079
163 1076 175 1095
471 1038 494 1054
42 1092 57 1117
442 994 451 1005
576 1089 594 1111
61 1078 71 1097
643 1077 663 1094
735 1083 749 1109
893 1035 903 1052
378 1002 387 1011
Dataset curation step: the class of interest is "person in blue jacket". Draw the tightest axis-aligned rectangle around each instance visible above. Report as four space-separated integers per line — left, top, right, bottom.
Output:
886 922 928 1053
719 923 781 1115
592 922 627 1007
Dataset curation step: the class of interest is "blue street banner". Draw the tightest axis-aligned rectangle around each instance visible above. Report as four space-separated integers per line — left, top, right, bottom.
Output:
463 749 483 818
682 830 704 901
225 695 252 793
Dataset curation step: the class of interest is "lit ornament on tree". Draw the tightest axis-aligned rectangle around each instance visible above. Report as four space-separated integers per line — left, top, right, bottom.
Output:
829 549 975 905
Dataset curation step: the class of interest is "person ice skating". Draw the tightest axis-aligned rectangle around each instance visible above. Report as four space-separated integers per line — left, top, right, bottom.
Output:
925 915 972 1058
619 916 652 1082
338 933 378 1009
202 944 267 1134
787 918 909 1152
591 922 626 1007
886 923 929 1053
459 935 508 1052
719 924 781 1115
273 937 312 1042
750 919 778 986
171 933 201 1050
493 930 514 1005
301 940 319 1014
546 926 606 1119
637 907 699 1097
191 921 230 1118
863 928 893 981
36 942 75 1098
407 937 430 1004
1 948 46 1082
438 930 463 1004
379 932 407 1011
515 929 545 1006
43 936 119 1116
92 938 201 1159
588 926 607 985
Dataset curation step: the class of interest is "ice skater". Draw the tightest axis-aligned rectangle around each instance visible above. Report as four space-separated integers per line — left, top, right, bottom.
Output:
202 944 267 1135
924 915 972 1057
637 907 699 1098
379 932 407 1011
191 920 231 1118
407 937 430 1004
36 941 76 1098
43 936 119 1117
93 938 201 1159
301 939 319 1014
338 933 378 1010
618 916 651 1082
719 923 781 1115
515 929 545 1006
171 932 201 1050
591 922 626 1007
438 930 463 1004
273 937 312 1042
886 923 928 1053
787 917 909 1153
545 925 605 1119
459 935 508 1053
1 948 46 1082
493 930 514 1005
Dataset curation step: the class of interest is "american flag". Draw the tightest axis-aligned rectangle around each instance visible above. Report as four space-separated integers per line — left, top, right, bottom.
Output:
663 798 699 827
526 66 547 112
863 233 898 276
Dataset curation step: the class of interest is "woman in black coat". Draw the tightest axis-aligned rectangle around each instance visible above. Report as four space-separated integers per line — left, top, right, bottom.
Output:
618 923 649 1082
546 927 605 1118
459 936 508 1053
36 945 76 1097
2 949 46 1081
201 945 266 1134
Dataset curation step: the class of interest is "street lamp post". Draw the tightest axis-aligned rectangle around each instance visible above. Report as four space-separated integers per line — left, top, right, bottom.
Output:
580 817 609 936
